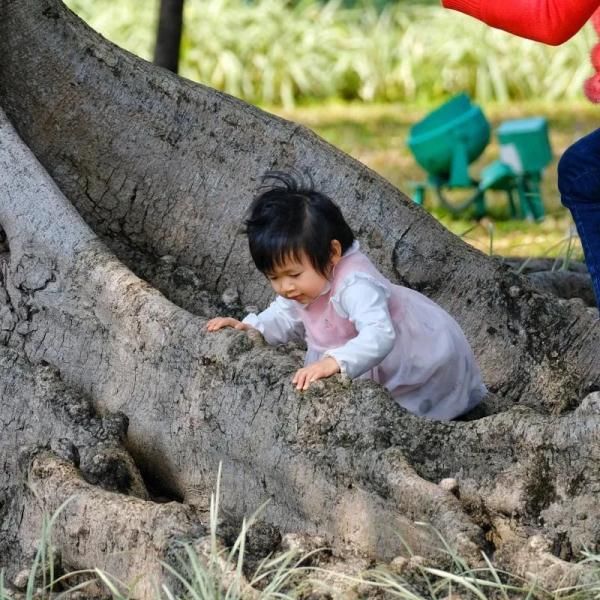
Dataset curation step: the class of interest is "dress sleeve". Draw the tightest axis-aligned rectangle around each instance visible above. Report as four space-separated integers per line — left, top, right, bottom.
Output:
441 0 599 45
324 275 396 379
242 296 305 345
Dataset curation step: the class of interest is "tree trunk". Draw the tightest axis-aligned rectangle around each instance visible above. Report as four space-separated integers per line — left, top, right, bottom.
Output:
153 0 184 73
1 0 600 593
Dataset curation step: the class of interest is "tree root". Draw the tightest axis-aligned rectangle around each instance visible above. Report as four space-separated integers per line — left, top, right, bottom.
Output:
1 5 600 588
14 452 205 598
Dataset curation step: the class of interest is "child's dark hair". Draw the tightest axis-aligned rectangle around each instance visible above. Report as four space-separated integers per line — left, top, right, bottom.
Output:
245 171 355 276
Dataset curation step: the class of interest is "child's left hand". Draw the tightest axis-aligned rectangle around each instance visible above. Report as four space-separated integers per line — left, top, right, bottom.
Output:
292 357 340 391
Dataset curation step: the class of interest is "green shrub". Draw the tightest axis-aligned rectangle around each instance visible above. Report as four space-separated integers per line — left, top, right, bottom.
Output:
65 0 594 106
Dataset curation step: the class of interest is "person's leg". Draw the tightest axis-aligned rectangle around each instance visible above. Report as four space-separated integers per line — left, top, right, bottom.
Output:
558 128 600 310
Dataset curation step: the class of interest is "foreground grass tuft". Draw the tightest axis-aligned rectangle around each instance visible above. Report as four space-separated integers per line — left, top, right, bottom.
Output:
5 469 600 598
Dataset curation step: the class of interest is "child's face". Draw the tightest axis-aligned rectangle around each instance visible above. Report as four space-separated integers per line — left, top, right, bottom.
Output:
266 253 330 304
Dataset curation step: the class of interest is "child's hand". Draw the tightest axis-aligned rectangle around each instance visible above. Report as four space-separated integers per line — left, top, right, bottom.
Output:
292 357 340 391
206 317 252 332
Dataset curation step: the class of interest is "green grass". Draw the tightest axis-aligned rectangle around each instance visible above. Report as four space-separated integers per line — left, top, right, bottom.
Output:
272 99 594 259
4 466 600 598
0 467 316 600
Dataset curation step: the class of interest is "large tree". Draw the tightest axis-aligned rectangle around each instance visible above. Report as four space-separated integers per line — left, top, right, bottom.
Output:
1 0 600 594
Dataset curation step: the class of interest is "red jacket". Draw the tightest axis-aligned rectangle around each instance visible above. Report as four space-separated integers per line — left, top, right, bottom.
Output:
442 0 600 101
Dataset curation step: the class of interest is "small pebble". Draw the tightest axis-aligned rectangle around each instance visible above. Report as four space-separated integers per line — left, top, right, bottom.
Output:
12 569 29 590
439 477 460 497
221 287 239 306
389 556 408 574
408 555 427 570
527 535 549 553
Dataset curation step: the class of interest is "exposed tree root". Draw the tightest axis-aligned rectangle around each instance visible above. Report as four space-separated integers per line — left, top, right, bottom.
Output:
16 452 206 598
1 1 600 590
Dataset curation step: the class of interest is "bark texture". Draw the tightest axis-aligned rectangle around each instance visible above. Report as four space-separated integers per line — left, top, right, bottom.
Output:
2 0 600 411
1 0 600 593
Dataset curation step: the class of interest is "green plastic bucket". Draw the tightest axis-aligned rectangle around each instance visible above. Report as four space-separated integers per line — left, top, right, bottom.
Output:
497 117 552 175
408 94 491 187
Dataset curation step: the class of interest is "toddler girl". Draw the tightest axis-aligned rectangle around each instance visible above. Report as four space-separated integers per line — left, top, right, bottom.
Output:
207 172 486 420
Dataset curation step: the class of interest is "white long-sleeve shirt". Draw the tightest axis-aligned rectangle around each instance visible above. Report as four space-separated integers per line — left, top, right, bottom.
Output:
242 242 486 420
243 275 396 378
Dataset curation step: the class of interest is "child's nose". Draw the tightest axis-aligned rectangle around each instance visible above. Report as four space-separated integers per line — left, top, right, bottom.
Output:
282 278 295 294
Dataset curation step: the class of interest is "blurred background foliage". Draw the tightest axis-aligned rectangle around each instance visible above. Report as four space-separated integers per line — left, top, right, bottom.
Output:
65 0 592 108
64 0 594 259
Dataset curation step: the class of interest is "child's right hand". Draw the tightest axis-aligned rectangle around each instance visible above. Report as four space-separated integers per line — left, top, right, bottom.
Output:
206 317 252 332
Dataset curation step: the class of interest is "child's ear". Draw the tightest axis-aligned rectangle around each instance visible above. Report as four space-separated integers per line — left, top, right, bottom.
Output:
330 239 343 266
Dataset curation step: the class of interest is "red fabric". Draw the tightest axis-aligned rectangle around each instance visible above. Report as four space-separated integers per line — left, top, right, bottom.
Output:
442 0 599 45
592 6 600 33
584 72 600 102
591 42 600 71
442 0 600 101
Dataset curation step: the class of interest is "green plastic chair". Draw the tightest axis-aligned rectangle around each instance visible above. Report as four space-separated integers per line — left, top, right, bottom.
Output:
407 95 553 221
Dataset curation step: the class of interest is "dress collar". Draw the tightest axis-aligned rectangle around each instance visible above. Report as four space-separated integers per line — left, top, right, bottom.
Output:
343 240 360 258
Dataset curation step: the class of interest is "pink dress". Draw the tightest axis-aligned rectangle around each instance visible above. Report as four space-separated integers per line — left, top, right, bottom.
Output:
244 243 486 420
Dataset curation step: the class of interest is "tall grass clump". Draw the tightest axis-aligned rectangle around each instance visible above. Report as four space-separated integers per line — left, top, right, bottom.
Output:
0 466 317 599
349 524 600 600
65 0 595 107
159 463 318 599
0 497 101 600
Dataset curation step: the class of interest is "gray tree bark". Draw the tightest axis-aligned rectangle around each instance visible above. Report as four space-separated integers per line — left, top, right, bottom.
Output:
1 0 600 594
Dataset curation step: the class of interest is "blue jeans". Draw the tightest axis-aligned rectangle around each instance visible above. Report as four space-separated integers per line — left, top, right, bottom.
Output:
558 127 600 309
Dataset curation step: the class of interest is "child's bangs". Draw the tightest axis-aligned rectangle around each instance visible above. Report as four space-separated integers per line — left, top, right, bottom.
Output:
254 234 307 276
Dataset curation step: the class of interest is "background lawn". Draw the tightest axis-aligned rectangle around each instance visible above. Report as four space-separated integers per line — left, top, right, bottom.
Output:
65 0 597 262
273 99 595 261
